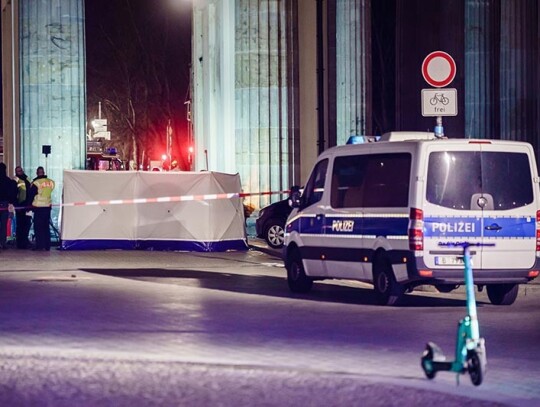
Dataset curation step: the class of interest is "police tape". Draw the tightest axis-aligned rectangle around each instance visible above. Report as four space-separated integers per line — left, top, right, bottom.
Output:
1 190 290 211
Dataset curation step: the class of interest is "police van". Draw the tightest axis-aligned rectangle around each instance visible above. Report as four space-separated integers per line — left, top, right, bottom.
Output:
283 132 540 305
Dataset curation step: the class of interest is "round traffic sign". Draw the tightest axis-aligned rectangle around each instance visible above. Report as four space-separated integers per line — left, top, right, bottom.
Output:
422 51 456 88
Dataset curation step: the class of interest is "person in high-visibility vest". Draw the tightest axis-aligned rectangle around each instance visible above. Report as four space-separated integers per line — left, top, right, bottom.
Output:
28 166 55 251
14 166 32 249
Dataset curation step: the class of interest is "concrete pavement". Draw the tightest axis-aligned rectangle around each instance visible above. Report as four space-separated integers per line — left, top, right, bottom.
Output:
0 244 538 406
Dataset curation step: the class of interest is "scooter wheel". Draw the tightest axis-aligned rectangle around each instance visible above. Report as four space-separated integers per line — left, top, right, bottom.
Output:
467 349 485 386
421 344 436 379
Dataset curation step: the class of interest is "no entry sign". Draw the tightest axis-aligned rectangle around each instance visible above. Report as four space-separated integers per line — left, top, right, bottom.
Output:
422 51 456 88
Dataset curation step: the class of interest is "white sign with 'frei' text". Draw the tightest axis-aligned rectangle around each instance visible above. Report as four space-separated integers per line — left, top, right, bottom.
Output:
421 88 458 117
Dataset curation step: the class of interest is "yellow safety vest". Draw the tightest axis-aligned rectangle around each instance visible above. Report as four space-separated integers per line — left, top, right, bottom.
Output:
16 177 27 204
32 177 55 207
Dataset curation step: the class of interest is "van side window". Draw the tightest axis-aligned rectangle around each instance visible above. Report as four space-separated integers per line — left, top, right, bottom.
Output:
427 151 533 210
331 153 411 208
302 159 328 207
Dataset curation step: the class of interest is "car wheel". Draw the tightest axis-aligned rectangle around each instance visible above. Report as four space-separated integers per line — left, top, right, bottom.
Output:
486 284 519 305
265 219 285 248
286 250 313 293
373 256 404 306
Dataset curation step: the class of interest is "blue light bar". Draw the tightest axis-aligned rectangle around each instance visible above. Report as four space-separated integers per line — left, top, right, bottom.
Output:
346 135 379 144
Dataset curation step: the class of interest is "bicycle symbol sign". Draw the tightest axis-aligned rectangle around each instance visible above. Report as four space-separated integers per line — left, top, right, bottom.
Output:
421 88 457 117
429 93 449 106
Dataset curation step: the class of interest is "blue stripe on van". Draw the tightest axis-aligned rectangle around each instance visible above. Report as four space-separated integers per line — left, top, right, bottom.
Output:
286 216 326 234
288 214 535 239
361 217 409 237
424 216 535 238
287 215 408 237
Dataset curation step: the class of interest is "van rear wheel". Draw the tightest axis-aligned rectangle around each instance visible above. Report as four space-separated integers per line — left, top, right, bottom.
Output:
373 257 404 306
486 284 519 305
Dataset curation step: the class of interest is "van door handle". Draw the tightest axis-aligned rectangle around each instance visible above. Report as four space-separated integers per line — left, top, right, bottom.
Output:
485 223 502 231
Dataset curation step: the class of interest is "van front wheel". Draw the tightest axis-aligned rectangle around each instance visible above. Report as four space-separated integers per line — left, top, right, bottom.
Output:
486 283 519 305
373 259 404 306
286 251 313 293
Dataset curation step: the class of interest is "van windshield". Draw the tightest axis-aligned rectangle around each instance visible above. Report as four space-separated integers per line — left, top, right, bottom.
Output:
426 151 533 210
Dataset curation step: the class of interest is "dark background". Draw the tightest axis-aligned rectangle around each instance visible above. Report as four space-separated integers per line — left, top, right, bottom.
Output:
85 0 193 168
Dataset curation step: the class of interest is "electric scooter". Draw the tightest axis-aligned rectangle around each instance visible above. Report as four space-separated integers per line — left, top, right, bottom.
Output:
421 242 493 386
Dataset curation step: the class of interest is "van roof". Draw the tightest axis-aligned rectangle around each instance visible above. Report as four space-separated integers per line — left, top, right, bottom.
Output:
319 132 534 159
379 131 438 142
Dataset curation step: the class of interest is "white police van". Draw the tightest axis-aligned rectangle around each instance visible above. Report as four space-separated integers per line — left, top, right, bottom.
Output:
283 132 540 305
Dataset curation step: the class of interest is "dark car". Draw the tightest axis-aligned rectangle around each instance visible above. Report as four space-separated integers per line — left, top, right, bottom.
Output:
255 199 292 248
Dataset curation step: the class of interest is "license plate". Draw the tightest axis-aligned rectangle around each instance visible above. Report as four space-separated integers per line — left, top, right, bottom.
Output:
434 256 468 266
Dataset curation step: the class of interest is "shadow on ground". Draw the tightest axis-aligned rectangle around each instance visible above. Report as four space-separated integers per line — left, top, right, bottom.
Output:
80 267 473 308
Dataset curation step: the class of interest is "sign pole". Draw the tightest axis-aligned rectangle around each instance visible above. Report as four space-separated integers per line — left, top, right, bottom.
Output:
435 116 444 138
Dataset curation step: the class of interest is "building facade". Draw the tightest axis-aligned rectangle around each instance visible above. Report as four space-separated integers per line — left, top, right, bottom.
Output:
2 0 539 213
191 0 539 208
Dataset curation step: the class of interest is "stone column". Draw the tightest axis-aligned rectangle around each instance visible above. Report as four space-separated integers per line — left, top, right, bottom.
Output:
193 0 297 208
335 0 371 144
1 0 20 174
499 0 538 144
235 0 295 207
191 0 236 174
465 0 496 139
19 0 86 222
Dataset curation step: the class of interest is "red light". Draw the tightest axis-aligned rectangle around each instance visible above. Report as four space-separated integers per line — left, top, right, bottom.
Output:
410 207 423 220
409 208 424 251
468 140 492 144
529 271 539 278
419 270 433 277
409 229 424 251
536 210 540 252
161 154 167 160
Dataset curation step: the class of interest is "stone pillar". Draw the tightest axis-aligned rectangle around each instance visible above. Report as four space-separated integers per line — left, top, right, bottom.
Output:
19 0 86 222
192 0 236 174
1 0 20 174
235 0 296 207
335 0 371 144
297 0 318 183
193 0 298 208
499 0 538 144
465 0 496 139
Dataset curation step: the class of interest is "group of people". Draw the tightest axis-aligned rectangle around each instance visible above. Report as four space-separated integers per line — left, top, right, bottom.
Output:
0 163 55 251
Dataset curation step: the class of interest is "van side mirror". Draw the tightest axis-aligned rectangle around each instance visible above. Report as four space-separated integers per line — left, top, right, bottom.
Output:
289 185 302 208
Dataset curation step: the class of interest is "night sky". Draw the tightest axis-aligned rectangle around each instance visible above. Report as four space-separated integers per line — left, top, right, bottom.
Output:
85 0 192 108
85 0 193 166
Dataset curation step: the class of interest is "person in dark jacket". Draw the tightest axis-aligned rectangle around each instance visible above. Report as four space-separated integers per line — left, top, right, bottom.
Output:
14 166 32 249
0 162 18 249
